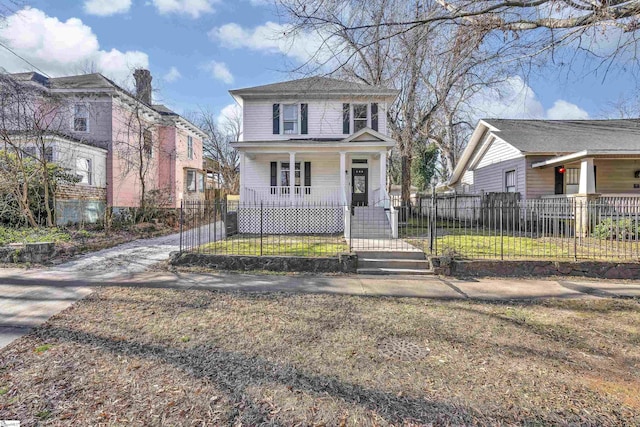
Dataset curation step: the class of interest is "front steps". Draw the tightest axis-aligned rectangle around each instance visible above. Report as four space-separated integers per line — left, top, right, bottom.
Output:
356 250 434 275
350 207 392 238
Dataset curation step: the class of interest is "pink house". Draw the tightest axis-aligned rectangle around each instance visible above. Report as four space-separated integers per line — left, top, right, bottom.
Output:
9 70 208 221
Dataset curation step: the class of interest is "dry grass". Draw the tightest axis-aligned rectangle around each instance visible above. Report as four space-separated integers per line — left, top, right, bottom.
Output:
1 288 639 425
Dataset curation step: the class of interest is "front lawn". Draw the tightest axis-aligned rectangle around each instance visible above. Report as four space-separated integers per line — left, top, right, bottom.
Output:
201 234 348 257
0 226 71 245
403 226 640 260
1 288 639 425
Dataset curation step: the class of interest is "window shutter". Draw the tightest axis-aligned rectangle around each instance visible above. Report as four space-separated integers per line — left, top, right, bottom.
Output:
554 166 564 195
270 162 277 186
272 104 280 134
343 103 350 134
304 161 311 194
301 103 308 134
593 165 597 191
371 103 378 131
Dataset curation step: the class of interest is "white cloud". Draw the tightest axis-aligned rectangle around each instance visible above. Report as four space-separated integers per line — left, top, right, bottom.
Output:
217 103 242 127
163 66 182 82
470 76 589 120
0 8 148 85
203 60 234 84
151 0 218 18
209 21 325 64
84 0 131 16
546 100 590 120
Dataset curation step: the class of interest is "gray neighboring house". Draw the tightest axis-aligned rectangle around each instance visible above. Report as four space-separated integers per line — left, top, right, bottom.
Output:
445 119 640 200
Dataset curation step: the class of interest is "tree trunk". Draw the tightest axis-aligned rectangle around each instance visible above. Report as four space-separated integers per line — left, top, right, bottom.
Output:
401 152 411 209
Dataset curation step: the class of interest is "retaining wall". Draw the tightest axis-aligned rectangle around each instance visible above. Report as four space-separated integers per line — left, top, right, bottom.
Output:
432 258 640 279
170 252 357 273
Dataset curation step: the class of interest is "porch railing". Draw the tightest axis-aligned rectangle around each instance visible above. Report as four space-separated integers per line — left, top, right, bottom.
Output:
244 186 342 204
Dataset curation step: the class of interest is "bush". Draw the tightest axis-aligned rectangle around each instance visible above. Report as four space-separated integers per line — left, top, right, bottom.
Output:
592 218 638 240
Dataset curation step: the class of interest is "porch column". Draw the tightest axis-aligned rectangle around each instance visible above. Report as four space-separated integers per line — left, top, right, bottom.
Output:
239 151 245 202
339 151 346 205
578 157 596 194
379 150 386 198
575 157 598 238
289 151 296 203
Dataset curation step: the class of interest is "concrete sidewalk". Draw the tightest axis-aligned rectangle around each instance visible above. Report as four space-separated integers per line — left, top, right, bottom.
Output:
2 266 640 348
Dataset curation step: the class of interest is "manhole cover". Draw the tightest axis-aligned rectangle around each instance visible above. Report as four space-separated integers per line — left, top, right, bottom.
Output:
378 339 430 362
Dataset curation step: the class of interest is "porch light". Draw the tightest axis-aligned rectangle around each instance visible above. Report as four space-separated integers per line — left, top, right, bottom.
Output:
558 167 566 174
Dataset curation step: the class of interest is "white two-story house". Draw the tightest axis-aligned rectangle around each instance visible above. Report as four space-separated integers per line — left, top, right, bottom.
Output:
229 77 399 235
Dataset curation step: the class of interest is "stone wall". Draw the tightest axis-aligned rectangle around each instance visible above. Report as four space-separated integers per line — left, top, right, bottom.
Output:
0 242 56 263
170 252 357 273
431 257 640 279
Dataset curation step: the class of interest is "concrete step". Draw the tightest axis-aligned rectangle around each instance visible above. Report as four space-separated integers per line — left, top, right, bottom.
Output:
356 251 426 260
358 258 431 270
357 267 434 275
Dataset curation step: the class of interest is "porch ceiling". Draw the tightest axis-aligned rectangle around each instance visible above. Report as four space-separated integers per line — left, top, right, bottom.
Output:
531 150 640 168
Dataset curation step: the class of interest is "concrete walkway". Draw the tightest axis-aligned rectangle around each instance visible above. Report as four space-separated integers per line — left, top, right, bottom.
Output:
0 222 224 348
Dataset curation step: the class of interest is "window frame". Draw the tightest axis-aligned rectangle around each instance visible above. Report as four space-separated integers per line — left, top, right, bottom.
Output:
282 104 299 135
505 169 516 193
73 103 89 133
187 135 194 160
143 129 153 159
76 157 93 186
352 103 368 133
198 172 205 193
280 161 301 193
186 169 197 192
565 167 580 195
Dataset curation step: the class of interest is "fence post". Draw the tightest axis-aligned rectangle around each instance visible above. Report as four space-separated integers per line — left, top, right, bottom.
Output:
260 201 263 256
179 200 184 253
213 199 217 244
573 198 578 261
429 196 435 254
500 200 504 260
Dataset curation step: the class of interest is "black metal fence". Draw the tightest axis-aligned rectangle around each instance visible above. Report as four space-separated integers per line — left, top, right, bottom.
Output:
180 200 348 257
181 197 640 261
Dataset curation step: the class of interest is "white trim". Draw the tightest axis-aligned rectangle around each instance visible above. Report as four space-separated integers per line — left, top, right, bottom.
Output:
531 149 640 168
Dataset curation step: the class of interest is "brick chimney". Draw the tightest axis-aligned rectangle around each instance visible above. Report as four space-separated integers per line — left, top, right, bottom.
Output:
133 69 152 105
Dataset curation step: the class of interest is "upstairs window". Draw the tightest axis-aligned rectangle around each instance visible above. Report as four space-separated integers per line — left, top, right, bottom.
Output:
505 170 516 193
187 136 193 160
143 129 153 158
353 104 368 132
283 104 298 134
74 104 89 132
76 157 92 185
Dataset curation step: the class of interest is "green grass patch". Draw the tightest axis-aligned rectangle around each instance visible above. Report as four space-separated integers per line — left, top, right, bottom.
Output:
34 344 52 354
407 231 640 260
0 227 71 245
0 387 8 396
201 234 348 257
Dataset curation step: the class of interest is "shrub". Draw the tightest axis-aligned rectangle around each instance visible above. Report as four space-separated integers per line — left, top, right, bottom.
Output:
592 218 638 240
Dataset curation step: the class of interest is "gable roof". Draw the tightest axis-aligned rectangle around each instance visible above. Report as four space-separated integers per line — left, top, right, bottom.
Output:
230 76 399 100
482 118 640 153
447 118 640 188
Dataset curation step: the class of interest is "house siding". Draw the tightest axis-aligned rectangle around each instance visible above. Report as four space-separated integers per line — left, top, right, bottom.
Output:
474 157 527 196
591 159 640 194
475 137 522 169
525 155 557 199
243 99 389 141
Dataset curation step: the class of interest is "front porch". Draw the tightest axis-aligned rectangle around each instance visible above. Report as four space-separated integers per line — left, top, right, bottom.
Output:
239 150 390 207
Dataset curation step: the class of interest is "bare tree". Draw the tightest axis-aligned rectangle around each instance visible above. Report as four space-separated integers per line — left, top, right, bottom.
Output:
111 94 160 212
280 0 515 203
0 73 72 227
195 108 240 194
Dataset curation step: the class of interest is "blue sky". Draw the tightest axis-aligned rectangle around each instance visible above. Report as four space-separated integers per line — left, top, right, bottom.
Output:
0 0 635 123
